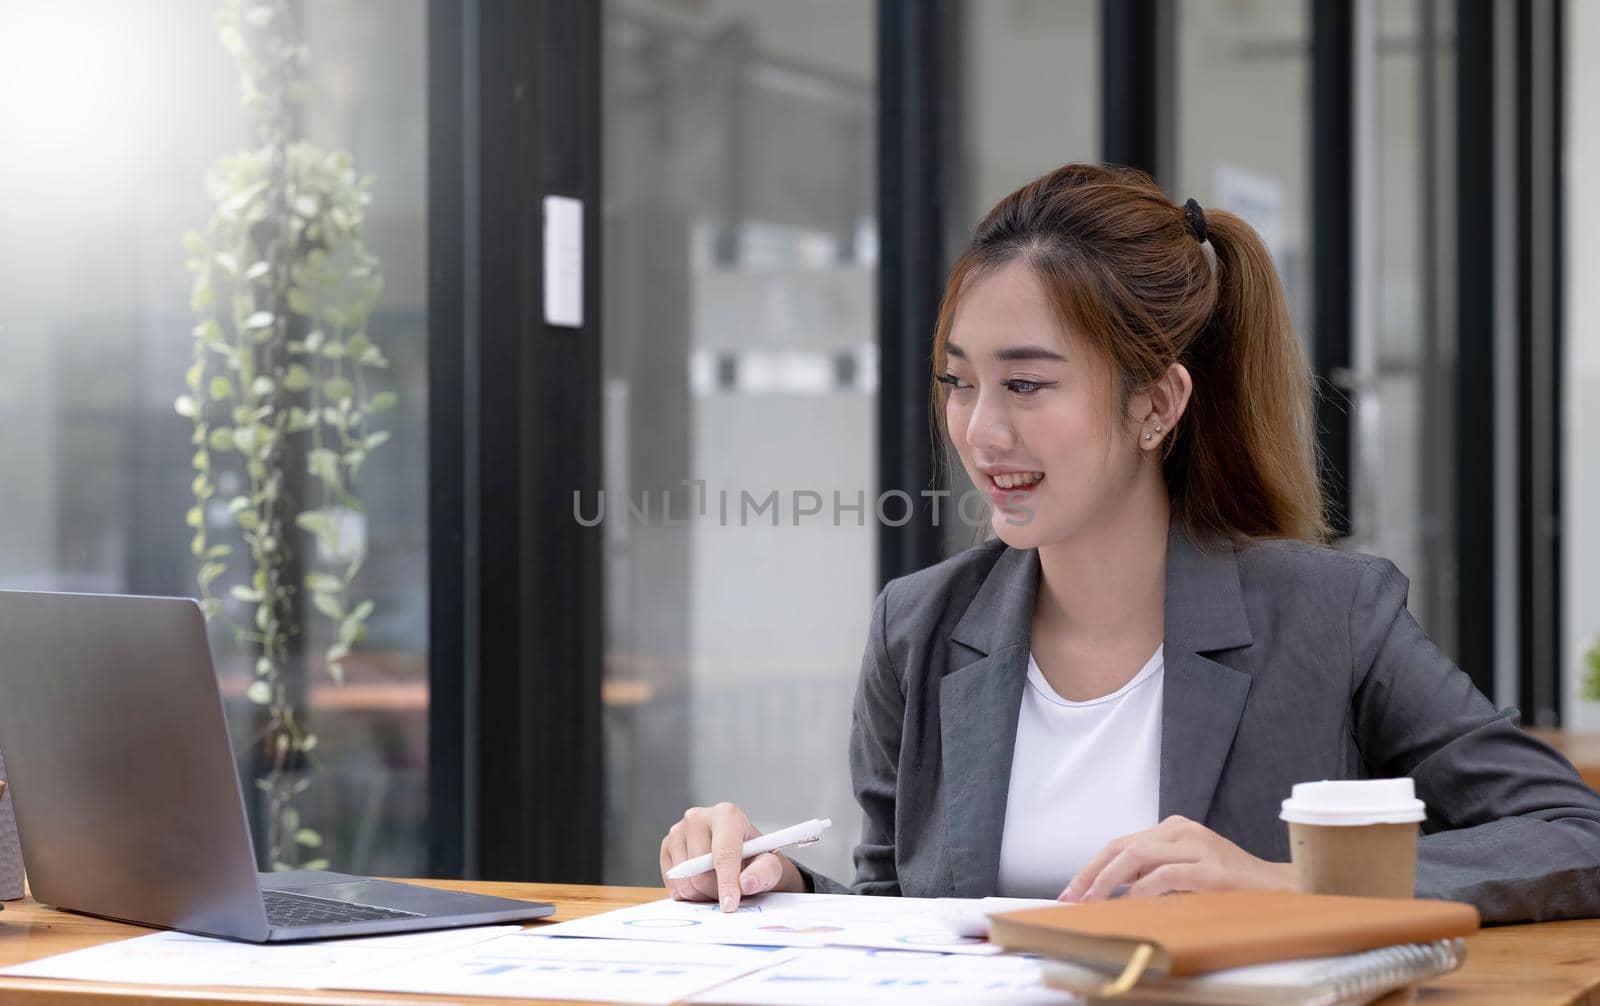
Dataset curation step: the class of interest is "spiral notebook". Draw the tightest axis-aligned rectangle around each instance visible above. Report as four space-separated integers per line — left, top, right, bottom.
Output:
1038 938 1467 1006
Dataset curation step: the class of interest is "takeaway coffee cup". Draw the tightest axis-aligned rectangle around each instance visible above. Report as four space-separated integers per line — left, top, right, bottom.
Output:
1279 779 1426 899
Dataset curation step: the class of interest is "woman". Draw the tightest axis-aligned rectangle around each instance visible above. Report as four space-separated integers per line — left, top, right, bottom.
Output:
658 163 1600 924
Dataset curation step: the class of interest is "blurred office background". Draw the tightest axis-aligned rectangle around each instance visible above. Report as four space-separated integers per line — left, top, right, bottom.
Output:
0 0 1594 886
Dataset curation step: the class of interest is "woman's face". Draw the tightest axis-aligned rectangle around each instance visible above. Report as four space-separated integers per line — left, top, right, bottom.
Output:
943 260 1147 550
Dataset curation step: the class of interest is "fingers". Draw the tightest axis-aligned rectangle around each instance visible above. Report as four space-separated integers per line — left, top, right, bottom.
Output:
1088 838 1192 902
1061 832 1136 902
659 830 679 898
683 809 719 901
659 823 701 901
1068 815 1216 902
1126 862 1212 899
660 803 756 904
1063 817 1201 903
660 803 759 912
738 852 786 897
708 803 752 912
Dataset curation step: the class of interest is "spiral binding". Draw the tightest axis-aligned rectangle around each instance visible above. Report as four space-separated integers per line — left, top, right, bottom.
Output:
1313 939 1466 1006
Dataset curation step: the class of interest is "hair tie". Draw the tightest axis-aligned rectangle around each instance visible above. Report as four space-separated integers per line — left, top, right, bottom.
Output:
1183 198 1208 244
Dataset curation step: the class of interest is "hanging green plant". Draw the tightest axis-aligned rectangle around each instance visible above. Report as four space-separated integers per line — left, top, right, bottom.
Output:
176 0 390 871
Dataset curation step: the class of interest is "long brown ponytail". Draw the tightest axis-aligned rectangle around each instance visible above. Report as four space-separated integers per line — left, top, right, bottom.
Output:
932 163 1329 543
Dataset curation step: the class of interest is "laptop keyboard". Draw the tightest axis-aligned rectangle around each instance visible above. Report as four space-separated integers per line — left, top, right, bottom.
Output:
263 888 423 927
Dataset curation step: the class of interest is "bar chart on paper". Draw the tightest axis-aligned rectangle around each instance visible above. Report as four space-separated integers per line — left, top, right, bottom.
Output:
691 947 1076 1006
533 893 1054 954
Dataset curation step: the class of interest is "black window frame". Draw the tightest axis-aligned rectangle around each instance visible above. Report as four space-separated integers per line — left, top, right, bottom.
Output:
427 0 604 881
877 0 958 586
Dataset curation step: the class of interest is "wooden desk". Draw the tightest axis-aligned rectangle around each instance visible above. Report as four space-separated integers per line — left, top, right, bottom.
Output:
0 881 1596 1005
1529 729 1600 793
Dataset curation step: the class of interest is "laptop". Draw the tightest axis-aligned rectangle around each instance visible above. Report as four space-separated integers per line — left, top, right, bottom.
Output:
0 590 556 942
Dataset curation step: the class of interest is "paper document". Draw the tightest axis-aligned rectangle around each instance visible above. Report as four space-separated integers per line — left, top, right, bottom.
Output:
323 931 795 1004
931 896 1062 938
533 892 1038 954
0 925 520 989
691 946 1079 1006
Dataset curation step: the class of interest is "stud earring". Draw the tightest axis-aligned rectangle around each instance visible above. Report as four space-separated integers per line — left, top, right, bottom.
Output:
1155 424 1163 433
1144 433 1152 441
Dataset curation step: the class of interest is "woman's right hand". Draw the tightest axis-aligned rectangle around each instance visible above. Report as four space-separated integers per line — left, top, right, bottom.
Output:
659 802 807 912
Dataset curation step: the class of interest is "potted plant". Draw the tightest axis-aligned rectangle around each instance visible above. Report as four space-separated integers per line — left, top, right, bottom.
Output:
176 0 391 871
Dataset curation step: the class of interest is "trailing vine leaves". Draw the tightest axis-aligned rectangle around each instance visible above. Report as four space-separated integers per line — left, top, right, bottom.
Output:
177 0 389 871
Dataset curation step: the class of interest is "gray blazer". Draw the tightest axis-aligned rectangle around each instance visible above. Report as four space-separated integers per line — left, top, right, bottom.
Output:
799 523 1600 923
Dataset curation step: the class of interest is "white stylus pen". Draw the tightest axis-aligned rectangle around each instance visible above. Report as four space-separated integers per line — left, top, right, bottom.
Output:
665 817 832 880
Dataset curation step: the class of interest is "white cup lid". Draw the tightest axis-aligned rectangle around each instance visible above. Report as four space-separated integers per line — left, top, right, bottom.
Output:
1279 778 1426 826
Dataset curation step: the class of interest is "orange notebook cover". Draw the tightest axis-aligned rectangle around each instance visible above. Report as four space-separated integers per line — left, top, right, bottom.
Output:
988 891 1480 979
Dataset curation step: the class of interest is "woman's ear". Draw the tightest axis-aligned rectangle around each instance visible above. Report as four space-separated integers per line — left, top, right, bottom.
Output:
1134 363 1193 451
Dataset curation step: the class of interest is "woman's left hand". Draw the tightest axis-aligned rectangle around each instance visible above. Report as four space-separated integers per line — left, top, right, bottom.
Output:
1059 815 1294 902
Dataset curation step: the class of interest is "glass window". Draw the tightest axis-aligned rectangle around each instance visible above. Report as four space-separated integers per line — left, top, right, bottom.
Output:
1175 0 1313 350
1565 0 1600 728
951 0 1100 240
1371 0 1457 650
602 0 877 885
944 0 1100 556
0 0 429 875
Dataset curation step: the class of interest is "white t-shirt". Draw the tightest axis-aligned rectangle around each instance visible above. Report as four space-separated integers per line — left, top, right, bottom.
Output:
995 646 1164 900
